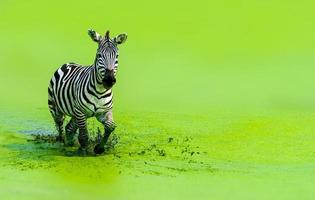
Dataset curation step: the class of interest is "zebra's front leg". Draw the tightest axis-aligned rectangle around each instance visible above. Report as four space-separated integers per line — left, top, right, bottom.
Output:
94 110 116 154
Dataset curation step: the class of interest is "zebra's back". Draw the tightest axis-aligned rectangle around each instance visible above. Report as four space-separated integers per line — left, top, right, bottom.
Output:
48 63 86 117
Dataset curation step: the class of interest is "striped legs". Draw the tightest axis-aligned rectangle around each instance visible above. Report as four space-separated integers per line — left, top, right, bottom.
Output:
74 111 89 153
65 117 78 146
94 110 116 154
48 102 65 142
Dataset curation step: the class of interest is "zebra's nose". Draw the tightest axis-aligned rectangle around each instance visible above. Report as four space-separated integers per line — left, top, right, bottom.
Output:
108 77 116 85
103 76 115 84
103 70 116 87
112 78 116 84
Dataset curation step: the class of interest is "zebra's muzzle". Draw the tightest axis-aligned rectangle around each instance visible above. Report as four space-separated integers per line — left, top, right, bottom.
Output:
103 70 116 88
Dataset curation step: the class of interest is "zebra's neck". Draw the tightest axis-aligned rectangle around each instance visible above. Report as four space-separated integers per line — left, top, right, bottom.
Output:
90 64 107 94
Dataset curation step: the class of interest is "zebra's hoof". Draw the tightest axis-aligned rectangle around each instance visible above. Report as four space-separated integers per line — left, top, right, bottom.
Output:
76 147 88 156
56 135 64 143
65 140 75 147
94 144 105 154
65 136 75 146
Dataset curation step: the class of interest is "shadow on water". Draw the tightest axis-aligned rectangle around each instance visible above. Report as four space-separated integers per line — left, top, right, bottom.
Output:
2 136 61 170
1 130 120 172
8 130 119 155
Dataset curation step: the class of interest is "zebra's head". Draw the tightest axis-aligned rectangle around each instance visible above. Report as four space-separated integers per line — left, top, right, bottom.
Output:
88 29 127 89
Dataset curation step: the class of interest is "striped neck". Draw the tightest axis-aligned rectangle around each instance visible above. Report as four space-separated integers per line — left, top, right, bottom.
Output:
90 64 106 93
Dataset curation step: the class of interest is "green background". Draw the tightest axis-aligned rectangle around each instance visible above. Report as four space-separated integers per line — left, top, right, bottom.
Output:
1 0 315 199
2 0 315 113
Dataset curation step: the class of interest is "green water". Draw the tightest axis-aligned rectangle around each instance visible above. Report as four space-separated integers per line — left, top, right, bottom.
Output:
1 0 315 199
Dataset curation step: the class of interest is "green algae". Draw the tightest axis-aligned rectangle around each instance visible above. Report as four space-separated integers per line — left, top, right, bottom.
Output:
1 110 315 199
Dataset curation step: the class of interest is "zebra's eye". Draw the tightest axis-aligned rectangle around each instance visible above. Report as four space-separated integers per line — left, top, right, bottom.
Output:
97 54 102 58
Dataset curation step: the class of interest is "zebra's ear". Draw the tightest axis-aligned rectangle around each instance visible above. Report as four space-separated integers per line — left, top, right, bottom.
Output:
88 29 102 43
114 33 127 45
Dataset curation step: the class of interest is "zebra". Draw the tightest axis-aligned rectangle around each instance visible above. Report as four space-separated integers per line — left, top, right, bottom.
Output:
48 29 127 155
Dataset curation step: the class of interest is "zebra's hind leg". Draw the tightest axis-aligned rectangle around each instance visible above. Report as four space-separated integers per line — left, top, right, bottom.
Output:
65 117 78 146
48 101 65 142
74 113 89 156
51 111 65 142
